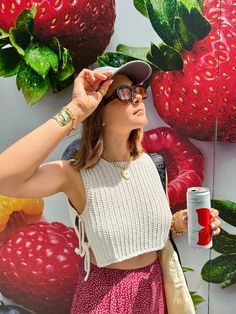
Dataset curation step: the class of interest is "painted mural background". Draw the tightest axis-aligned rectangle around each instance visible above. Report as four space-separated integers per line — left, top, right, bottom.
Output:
0 0 236 313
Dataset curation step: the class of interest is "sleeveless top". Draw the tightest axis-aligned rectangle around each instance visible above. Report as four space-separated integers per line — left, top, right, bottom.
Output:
67 152 172 281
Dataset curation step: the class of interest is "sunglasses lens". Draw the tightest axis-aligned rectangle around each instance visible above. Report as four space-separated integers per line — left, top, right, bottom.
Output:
135 86 147 99
118 87 133 102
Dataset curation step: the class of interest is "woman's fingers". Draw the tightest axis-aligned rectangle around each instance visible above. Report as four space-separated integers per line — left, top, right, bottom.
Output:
210 208 221 236
210 208 219 218
97 79 113 101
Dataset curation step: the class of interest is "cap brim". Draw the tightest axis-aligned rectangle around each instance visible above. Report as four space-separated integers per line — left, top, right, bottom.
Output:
95 60 152 85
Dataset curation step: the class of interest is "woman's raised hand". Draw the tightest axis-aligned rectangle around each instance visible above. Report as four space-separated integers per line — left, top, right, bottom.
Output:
70 69 113 121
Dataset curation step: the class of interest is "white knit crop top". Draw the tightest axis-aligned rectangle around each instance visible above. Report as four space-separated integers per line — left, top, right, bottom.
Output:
67 152 172 281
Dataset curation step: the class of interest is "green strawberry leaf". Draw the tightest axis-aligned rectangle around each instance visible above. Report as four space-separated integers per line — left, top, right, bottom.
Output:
61 48 73 69
189 7 211 40
175 2 195 50
9 27 30 56
48 37 63 60
190 292 204 309
146 0 183 51
17 61 50 105
0 28 10 48
116 44 150 62
50 74 75 93
201 254 236 288
133 0 148 17
55 60 74 82
174 16 195 51
98 52 137 67
212 228 236 255
24 43 59 78
180 0 202 12
0 47 21 77
15 8 35 34
147 42 183 71
0 27 9 39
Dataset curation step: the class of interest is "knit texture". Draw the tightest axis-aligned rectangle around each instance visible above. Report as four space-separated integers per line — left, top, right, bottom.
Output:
68 153 172 270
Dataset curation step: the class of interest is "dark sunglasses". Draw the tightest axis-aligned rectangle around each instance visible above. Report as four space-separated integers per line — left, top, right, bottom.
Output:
103 85 148 106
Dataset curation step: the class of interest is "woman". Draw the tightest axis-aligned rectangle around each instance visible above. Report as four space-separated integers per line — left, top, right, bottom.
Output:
0 60 220 314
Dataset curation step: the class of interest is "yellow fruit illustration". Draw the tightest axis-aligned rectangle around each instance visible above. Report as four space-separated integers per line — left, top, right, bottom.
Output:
0 195 44 232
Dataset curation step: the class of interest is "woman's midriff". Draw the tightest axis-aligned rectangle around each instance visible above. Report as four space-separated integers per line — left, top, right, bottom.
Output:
89 248 159 270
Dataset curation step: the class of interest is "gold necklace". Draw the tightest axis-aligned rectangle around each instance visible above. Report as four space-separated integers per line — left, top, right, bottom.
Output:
101 154 132 180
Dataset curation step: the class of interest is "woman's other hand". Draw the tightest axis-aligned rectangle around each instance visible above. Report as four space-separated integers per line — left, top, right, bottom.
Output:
173 208 221 236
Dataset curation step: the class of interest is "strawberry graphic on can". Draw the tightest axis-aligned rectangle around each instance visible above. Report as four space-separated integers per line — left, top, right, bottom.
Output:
187 187 212 249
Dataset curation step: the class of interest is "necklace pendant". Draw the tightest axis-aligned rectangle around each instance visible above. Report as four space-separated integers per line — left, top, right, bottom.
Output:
121 168 130 180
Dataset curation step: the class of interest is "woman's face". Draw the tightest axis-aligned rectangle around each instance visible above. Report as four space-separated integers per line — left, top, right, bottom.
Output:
101 74 148 133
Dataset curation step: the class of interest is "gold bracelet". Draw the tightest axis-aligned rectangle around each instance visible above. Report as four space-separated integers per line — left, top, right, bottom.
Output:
170 213 185 236
52 106 77 135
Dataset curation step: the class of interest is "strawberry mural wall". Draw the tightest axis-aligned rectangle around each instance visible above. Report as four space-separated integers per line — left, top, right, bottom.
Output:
0 0 235 313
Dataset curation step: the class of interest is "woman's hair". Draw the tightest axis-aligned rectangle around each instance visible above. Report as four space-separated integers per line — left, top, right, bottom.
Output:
70 100 144 170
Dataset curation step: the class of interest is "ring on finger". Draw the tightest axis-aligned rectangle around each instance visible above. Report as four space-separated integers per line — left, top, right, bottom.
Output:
98 87 106 96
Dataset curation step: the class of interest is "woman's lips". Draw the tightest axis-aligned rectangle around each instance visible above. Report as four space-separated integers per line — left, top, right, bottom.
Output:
134 109 144 115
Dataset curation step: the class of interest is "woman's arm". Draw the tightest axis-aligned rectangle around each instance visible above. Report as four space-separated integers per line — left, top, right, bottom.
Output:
0 69 112 198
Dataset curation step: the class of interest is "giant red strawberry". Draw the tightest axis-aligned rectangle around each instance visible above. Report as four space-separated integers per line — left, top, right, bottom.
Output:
143 127 204 211
0 221 82 314
0 0 115 71
151 0 236 142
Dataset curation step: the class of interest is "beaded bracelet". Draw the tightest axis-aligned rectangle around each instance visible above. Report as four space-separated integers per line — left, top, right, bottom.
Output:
170 213 185 236
52 106 77 135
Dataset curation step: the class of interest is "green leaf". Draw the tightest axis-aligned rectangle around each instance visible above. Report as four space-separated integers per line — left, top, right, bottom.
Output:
17 62 50 105
147 42 183 71
61 48 73 69
0 47 21 77
133 0 148 17
190 291 205 309
0 28 10 48
182 267 194 272
189 7 211 40
213 228 236 255
15 8 35 34
212 199 236 226
180 0 202 12
146 0 183 51
56 61 74 81
174 16 195 50
97 52 137 67
116 44 150 61
48 37 63 60
50 74 74 93
201 255 236 288
175 2 195 50
0 27 9 39
24 43 59 78
9 27 30 56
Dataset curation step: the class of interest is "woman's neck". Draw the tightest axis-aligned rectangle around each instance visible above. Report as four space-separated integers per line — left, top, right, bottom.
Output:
102 132 131 162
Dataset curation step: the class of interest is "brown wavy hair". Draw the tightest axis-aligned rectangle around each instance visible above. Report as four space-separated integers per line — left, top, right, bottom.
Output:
70 100 144 170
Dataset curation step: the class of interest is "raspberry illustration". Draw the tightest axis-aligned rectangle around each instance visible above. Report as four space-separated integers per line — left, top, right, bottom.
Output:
143 127 204 211
0 221 82 314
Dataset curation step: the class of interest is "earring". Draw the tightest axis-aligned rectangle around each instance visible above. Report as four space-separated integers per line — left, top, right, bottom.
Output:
102 121 106 127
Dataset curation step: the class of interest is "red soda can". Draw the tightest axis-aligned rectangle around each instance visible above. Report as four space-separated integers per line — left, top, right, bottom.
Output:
187 187 212 248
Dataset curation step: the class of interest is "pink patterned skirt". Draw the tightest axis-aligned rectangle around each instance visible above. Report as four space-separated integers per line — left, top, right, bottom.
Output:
70 257 167 314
